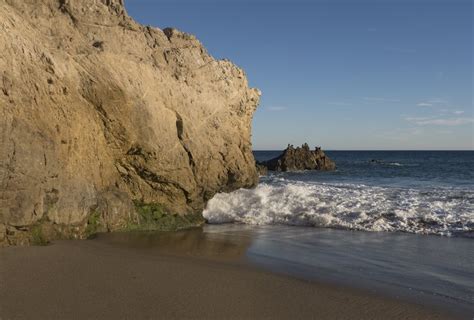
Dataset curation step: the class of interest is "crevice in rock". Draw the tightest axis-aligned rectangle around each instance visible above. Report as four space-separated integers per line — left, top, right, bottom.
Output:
163 28 173 42
127 162 191 201
58 0 78 26
78 76 128 148
92 41 104 51
175 112 196 173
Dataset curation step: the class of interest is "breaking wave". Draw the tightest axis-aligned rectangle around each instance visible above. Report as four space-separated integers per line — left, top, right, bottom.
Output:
203 178 474 237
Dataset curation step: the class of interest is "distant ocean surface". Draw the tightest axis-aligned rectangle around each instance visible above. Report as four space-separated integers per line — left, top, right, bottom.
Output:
204 151 474 237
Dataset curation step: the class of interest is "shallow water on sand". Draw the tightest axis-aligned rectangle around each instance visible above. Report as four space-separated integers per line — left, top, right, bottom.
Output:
99 225 474 317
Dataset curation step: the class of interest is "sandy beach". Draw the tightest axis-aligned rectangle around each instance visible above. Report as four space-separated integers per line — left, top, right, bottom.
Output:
1 1 471 319
0 229 462 320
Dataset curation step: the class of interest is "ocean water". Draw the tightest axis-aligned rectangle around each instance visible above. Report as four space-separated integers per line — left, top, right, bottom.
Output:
204 151 474 237
202 152 474 314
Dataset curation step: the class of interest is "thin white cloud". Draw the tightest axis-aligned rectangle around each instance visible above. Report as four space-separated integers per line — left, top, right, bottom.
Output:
425 98 449 105
416 98 449 107
266 106 287 111
406 117 474 126
417 102 433 107
405 116 433 121
414 99 468 114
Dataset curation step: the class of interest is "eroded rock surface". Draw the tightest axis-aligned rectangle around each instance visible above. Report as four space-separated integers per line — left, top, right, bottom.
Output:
0 0 260 245
260 144 336 172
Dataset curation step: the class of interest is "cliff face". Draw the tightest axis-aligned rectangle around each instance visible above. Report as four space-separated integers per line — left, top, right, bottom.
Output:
0 0 260 245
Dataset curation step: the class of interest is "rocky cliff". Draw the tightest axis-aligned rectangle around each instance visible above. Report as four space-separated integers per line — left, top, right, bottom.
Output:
0 0 260 245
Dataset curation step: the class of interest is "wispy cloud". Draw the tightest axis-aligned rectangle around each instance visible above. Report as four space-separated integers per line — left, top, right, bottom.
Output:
426 98 448 104
405 116 432 121
265 106 287 112
416 98 467 117
406 116 474 126
417 102 433 107
416 98 449 107
363 97 401 103
428 98 448 103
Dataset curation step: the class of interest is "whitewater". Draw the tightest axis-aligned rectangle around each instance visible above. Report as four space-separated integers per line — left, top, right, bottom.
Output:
204 151 474 237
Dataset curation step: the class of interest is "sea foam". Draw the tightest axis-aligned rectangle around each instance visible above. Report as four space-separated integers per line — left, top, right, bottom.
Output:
203 178 474 236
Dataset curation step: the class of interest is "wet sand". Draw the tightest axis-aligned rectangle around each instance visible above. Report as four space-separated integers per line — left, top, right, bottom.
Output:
0 229 463 320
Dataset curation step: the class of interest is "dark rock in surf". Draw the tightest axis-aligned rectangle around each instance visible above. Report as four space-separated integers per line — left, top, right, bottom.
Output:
369 159 383 164
260 143 336 172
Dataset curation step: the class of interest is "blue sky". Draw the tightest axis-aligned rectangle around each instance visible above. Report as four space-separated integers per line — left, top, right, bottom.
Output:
126 0 473 150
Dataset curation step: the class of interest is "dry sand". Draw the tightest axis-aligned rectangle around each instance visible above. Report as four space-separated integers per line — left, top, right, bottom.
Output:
0 235 461 320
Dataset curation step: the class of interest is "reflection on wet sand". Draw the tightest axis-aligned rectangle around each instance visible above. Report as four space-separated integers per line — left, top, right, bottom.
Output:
91 224 473 317
95 227 253 262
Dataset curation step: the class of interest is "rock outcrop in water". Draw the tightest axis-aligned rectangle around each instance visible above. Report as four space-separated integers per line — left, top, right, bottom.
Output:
259 144 336 172
0 0 260 245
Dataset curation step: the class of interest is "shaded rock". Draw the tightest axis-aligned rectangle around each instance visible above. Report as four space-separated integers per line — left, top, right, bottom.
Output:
0 224 6 247
255 163 268 176
96 190 138 232
0 0 260 245
261 144 336 172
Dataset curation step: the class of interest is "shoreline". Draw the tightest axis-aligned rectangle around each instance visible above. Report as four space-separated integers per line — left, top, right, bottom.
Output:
1 228 467 320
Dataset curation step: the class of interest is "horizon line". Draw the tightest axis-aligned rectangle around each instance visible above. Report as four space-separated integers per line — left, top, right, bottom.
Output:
253 149 474 152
